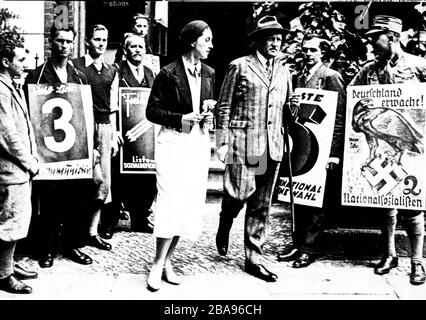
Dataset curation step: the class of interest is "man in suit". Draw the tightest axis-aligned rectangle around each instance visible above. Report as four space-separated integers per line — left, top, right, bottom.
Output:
215 16 297 282
99 34 156 238
277 33 346 268
0 37 39 293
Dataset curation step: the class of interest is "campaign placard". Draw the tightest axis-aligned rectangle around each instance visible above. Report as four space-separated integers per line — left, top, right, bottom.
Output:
277 88 337 208
143 54 160 75
119 87 156 174
28 83 94 180
342 83 426 210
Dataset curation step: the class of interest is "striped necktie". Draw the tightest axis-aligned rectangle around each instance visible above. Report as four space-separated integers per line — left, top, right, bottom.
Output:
266 59 272 81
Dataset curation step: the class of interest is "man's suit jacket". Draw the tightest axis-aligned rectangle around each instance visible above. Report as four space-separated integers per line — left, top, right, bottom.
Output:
0 73 38 185
114 61 155 88
295 64 346 159
216 53 292 200
146 58 215 131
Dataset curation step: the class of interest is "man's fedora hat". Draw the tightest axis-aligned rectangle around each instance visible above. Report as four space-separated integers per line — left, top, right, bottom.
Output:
365 15 403 36
249 15 289 39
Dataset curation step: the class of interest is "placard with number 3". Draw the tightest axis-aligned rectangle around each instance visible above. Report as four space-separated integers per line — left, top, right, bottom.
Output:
28 83 94 180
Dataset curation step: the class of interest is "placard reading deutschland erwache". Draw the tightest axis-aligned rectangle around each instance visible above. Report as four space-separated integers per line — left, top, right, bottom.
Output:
277 88 337 208
342 83 426 210
119 87 156 174
28 83 94 180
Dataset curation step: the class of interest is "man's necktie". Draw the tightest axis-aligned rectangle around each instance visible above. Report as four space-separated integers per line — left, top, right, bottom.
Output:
266 59 273 82
135 66 142 83
12 81 22 98
300 68 310 86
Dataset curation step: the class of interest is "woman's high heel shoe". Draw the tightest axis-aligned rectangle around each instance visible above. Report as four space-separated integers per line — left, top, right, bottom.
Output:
147 267 162 292
162 265 181 285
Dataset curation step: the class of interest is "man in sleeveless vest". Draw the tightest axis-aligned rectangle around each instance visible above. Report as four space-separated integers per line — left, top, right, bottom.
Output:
72 24 119 252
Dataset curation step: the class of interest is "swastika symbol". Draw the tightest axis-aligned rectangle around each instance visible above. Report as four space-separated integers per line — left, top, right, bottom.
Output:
361 156 407 195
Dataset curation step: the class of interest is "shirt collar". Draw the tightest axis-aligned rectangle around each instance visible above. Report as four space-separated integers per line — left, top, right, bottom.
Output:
388 51 404 68
182 56 201 76
84 54 106 69
126 61 143 76
307 61 322 76
256 51 273 69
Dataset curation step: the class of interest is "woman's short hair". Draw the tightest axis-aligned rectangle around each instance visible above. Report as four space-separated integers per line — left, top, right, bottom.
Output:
179 20 210 54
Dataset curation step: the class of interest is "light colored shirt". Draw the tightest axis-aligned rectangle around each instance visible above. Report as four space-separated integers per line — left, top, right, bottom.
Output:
126 60 144 83
182 56 201 113
305 61 322 82
256 51 273 79
52 65 68 83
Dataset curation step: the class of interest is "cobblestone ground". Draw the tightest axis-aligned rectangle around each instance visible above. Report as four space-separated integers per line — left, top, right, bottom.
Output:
16 197 414 278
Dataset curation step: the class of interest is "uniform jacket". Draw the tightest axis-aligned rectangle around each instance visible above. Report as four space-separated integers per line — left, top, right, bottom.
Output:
114 61 155 88
350 51 426 86
0 73 38 185
146 58 215 131
216 53 292 200
295 64 346 159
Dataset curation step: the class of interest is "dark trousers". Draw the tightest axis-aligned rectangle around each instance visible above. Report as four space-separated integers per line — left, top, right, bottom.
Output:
35 180 92 256
292 165 342 255
220 154 280 264
0 240 15 279
101 155 157 230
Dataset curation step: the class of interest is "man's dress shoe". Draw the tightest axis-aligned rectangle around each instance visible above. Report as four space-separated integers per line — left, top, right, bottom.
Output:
374 256 398 275
39 253 54 268
0 275 32 294
132 220 154 234
245 262 278 282
14 264 38 280
87 235 112 251
215 217 233 256
99 228 113 240
292 253 314 268
63 249 93 265
277 248 300 262
410 262 426 285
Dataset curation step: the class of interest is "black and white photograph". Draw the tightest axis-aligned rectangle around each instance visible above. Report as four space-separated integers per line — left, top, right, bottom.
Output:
1 0 426 307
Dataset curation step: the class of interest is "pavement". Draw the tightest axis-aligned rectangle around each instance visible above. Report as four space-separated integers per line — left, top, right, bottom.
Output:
2 196 426 301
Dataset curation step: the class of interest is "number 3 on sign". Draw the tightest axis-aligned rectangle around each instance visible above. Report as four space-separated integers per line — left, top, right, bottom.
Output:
42 98 76 152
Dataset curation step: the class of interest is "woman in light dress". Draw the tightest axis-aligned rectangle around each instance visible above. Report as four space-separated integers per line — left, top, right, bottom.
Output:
145 20 215 291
